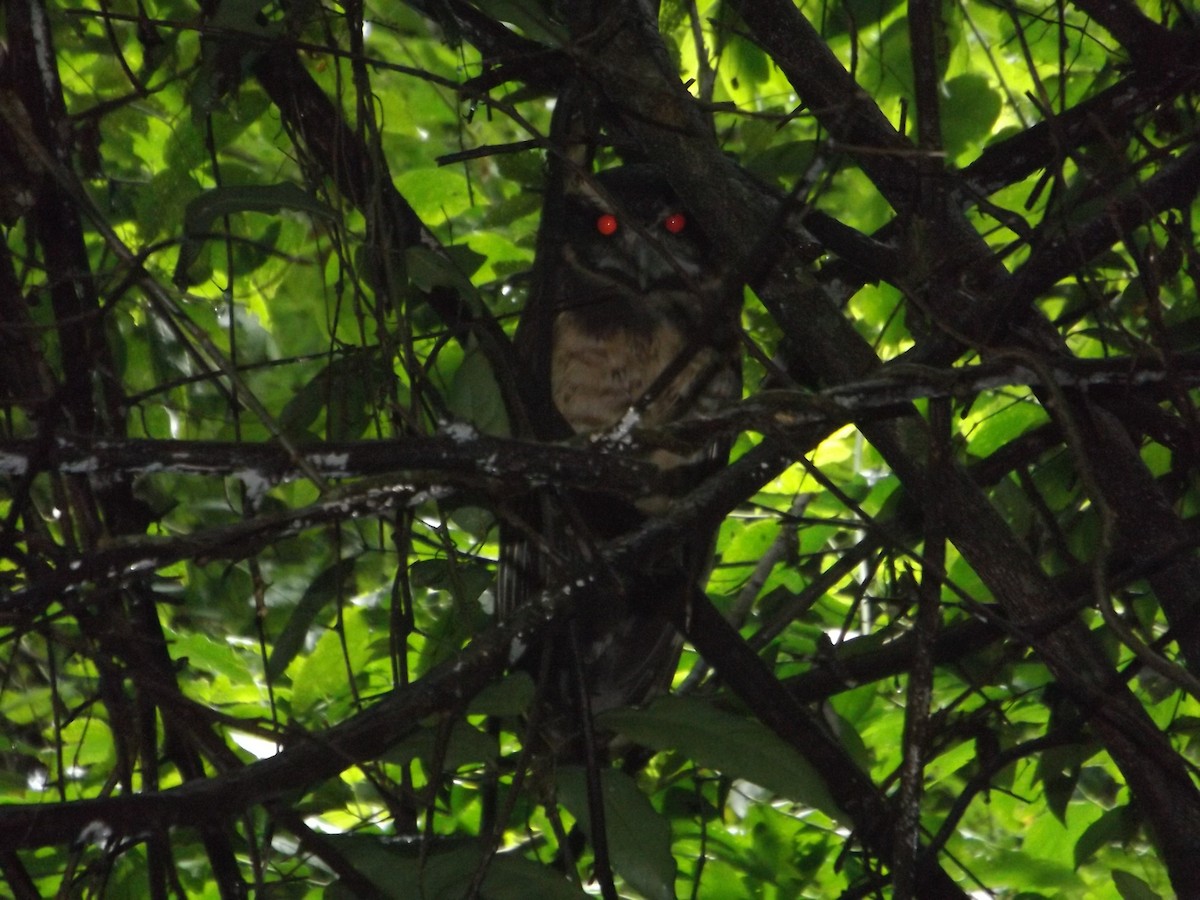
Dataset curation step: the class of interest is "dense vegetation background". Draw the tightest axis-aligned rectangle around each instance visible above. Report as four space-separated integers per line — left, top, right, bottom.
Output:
1 0 1199 896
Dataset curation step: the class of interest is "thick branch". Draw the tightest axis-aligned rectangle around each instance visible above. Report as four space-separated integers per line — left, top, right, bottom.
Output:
0 432 653 492
982 143 1200 338
963 65 1200 199
1068 0 1194 63
4 354 1195 481
0 417 806 853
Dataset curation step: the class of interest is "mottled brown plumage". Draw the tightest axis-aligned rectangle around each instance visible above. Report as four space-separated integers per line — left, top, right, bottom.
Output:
501 165 740 751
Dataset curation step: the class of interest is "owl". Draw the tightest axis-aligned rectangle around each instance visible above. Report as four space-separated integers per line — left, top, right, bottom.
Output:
501 165 741 752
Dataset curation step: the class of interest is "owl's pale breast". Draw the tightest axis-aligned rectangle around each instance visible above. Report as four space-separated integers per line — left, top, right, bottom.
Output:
551 310 690 434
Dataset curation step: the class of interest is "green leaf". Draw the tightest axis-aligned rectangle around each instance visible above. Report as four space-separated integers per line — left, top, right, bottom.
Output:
278 351 381 441
411 560 492 674
447 341 511 436
556 767 677 900
481 191 542 228
290 606 370 714
170 631 251 683
826 0 905 36
266 557 357 680
186 2 282 115
465 230 534 282
1035 745 1084 825
1073 804 1139 869
1112 869 1164 900
173 182 334 286
722 518 782 567
965 400 1046 459
469 0 567 46
467 671 535 716
940 74 1003 156
394 167 473 225
405 244 486 295
863 17 915 99
324 836 587 900
383 721 498 771
231 219 281 277
599 696 842 821
744 140 820 186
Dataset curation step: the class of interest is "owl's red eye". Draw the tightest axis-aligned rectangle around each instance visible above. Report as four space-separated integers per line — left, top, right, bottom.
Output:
663 213 687 234
596 214 619 236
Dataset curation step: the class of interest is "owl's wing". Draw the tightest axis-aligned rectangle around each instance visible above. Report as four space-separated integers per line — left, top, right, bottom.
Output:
497 321 739 754
497 488 687 754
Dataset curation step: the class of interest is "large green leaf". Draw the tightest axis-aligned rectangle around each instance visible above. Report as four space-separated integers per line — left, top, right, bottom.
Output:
383 721 498 771
173 182 334 286
1072 804 1139 869
1113 869 1164 900
940 74 1003 156
599 696 842 821
323 836 587 900
290 605 372 715
278 351 382 441
266 556 357 680
447 341 511 436
556 766 677 900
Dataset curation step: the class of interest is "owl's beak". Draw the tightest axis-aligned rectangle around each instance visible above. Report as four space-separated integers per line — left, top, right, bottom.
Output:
632 240 683 291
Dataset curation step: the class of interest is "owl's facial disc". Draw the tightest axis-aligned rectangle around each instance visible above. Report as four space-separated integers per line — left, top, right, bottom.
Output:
561 166 717 300
590 221 702 290
578 199 706 288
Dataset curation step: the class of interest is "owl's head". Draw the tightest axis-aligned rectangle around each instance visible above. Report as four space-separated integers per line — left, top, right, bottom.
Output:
561 165 716 294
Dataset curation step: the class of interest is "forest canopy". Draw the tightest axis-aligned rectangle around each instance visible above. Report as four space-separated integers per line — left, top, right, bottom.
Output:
1 0 1200 897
